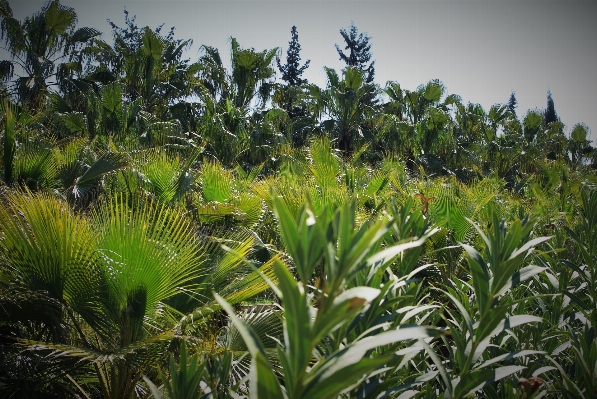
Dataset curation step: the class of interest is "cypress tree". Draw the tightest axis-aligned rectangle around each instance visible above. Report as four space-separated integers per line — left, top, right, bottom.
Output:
277 26 310 86
335 22 375 83
545 90 559 124
507 91 518 118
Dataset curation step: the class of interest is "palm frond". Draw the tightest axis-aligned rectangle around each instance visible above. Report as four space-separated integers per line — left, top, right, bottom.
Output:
201 160 232 203
0 190 111 335
72 151 129 198
309 137 340 190
92 194 207 316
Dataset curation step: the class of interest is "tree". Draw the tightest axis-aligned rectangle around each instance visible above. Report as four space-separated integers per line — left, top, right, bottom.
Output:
319 66 377 155
544 90 559 124
335 22 375 83
507 91 518 118
0 0 99 109
84 9 200 115
277 26 310 86
274 26 311 131
230 38 278 109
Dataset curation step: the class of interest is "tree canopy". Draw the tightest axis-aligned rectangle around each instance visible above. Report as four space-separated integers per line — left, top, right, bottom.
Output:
277 25 310 86
545 90 559 124
335 22 375 83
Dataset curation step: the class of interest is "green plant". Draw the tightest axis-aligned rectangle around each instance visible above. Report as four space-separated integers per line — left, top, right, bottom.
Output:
212 199 442 398
433 213 550 398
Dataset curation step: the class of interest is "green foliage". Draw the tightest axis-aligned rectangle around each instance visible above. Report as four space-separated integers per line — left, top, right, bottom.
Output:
335 22 375 83
1 2 596 397
2 100 15 184
217 201 441 399
277 26 310 87
144 342 206 399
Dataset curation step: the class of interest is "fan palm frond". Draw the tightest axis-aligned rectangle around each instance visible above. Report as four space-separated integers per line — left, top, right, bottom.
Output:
92 194 206 317
0 189 110 335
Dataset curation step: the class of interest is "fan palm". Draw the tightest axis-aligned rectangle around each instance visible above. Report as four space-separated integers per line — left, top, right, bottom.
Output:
318 66 377 156
0 0 99 109
0 189 270 398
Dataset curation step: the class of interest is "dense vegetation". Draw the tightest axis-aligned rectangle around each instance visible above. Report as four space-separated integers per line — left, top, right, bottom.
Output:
1 1 596 398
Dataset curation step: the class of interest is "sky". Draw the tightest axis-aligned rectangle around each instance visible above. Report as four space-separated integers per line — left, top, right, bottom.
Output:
7 0 597 142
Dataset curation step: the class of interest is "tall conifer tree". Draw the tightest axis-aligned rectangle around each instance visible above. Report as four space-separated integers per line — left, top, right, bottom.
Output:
335 22 375 83
277 26 310 86
545 90 559 124
507 91 518 118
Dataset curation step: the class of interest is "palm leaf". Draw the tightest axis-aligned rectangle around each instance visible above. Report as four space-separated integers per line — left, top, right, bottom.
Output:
309 137 340 190
72 151 129 198
92 194 206 316
234 191 264 227
428 181 472 241
0 190 109 334
70 27 100 43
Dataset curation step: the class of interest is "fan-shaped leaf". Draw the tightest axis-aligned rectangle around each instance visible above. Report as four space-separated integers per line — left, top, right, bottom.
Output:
71 27 100 43
44 1 75 34
72 152 129 198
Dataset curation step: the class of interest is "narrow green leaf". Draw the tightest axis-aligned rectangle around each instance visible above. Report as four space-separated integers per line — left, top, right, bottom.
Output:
476 350 544 369
305 327 439 398
509 236 552 260
444 291 475 337
532 366 556 377
272 197 302 277
454 366 525 398
419 338 452 393
492 266 548 298
367 229 437 268
305 356 392 399
142 376 163 399
487 314 544 340
273 262 312 386
474 306 508 348
462 243 490 312
313 287 380 342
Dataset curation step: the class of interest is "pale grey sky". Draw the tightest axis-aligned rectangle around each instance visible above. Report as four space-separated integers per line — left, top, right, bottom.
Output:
7 0 597 142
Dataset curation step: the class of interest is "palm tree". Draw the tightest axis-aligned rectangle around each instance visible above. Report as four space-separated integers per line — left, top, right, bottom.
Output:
195 40 280 165
229 38 278 110
0 189 275 397
380 80 460 169
318 66 378 156
0 0 99 109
